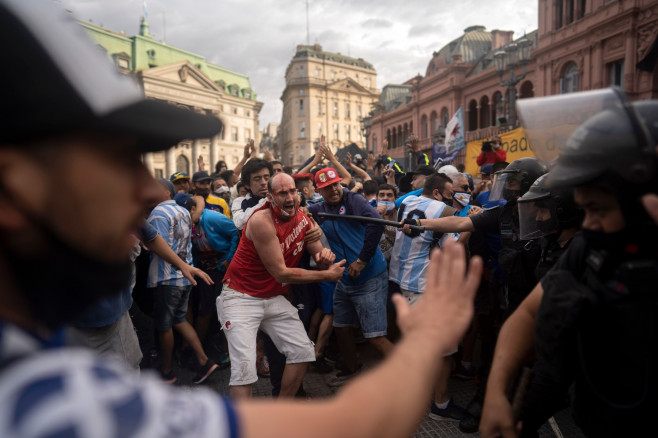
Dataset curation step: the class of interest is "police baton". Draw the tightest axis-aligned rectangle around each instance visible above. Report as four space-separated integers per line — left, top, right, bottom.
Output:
316 212 425 232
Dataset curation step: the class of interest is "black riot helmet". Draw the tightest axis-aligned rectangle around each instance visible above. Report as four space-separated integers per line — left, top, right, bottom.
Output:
517 174 583 240
489 157 547 203
548 100 658 191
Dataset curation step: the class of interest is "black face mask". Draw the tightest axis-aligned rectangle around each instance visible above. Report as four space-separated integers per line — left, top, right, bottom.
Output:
503 188 522 202
443 197 454 207
581 228 636 253
1 196 131 330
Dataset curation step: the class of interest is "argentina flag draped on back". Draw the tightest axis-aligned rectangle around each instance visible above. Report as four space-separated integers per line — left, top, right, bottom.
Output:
433 107 465 167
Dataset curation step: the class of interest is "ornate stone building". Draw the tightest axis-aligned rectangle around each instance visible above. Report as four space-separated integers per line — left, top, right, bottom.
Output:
82 18 262 178
368 0 658 164
534 0 658 100
280 44 379 168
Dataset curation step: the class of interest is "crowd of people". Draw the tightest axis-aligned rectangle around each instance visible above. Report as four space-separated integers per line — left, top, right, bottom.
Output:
0 2 656 438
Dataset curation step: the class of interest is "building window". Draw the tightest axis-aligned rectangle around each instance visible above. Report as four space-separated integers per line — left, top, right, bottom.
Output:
244 128 251 141
346 125 351 141
299 89 304 95
560 62 579 94
154 169 163 178
357 126 362 141
232 107 238 115
176 154 190 174
299 99 304 116
366 77 371 88
333 123 339 139
421 115 428 139
219 127 225 140
231 127 238 142
318 100 323 115
333 102 338 117
315 67 321 77
318 122 323 136
357 105 362 118
609 60 625 88
246 110 251 117
345 103 351 119
330 70 336 80
300 122 306 139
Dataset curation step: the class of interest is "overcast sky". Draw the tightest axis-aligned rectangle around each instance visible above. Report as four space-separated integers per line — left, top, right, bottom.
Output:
59 0 537 130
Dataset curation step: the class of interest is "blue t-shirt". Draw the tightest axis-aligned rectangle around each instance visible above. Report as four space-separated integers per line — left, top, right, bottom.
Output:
309 189 387 286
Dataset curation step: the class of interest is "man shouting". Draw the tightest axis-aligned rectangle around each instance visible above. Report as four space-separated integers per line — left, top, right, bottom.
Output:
218 172 345 398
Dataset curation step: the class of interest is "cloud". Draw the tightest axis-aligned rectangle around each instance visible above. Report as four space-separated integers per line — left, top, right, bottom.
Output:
60 0 538 129
409 24 439 38
361 18 393 29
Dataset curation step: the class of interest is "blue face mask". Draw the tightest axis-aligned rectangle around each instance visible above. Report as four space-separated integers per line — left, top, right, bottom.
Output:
377 201 395 213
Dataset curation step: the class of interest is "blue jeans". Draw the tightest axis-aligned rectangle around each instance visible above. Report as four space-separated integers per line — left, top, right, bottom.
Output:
154 284 192 331
333 271 388 338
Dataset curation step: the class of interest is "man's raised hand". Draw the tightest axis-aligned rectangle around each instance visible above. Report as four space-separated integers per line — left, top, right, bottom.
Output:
392 240 481 354
314 247 336 267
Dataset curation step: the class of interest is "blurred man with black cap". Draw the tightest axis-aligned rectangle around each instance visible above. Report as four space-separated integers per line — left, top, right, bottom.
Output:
0 2 483 437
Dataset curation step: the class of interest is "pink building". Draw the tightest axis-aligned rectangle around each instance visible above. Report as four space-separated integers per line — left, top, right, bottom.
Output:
368 0 658 166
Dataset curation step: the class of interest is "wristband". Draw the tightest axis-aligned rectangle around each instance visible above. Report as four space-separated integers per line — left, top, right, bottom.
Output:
355 258 367 265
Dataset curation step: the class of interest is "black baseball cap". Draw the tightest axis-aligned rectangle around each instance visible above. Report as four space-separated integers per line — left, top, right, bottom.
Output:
0 0 222 151
192 171 213 183
407 165 436 177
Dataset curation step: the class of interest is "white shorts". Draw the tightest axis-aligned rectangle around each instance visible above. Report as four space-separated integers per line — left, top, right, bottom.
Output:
217 286 316 386
400 288 457 357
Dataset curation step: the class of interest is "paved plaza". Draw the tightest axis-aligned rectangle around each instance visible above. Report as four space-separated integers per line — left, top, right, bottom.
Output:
133 303 585 438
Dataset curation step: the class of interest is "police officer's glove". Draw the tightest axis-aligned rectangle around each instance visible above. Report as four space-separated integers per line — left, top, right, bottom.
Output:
402 218 422 238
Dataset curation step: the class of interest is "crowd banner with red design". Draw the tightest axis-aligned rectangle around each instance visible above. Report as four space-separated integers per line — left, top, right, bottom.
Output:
464 128 536 176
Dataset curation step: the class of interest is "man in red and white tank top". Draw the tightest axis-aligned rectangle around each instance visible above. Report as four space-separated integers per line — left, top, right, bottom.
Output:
219 173 345 398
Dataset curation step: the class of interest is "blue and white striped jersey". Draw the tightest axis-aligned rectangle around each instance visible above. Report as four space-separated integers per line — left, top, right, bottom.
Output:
0 322 238 438
389 195 458 293
147 200 193 287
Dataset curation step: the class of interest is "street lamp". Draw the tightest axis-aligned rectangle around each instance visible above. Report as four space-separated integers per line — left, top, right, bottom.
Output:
494 36 533 127
360 114 372 153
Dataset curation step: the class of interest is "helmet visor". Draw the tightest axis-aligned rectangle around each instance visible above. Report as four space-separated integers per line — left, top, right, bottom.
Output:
518 199 554 240
488 172 508 202
517 88 629 165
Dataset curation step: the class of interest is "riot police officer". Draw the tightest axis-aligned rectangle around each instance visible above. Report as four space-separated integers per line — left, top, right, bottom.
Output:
410 156 546 432
517 173 583 280
480 89 658 438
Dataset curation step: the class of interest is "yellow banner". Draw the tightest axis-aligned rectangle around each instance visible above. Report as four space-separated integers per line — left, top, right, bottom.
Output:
464 128 535 176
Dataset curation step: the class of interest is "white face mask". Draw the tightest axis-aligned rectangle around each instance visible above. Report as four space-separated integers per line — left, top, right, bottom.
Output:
454 191 471 207
377 201 395 213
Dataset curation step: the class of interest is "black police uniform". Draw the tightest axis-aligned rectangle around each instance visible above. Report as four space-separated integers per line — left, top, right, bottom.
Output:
532 231 657 437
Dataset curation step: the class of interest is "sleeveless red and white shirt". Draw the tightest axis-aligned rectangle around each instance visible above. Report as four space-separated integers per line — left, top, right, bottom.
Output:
223 203 311 298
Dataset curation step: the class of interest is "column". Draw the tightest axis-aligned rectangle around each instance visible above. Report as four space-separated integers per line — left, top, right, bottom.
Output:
192 139 200 173
142 152 155 176
210 135 219 173
166 146 176 178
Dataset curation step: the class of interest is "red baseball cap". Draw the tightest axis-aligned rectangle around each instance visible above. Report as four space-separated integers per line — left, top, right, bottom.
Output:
314 167 343 189
292 173 314 181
